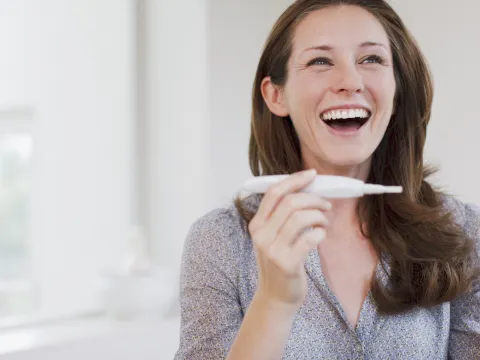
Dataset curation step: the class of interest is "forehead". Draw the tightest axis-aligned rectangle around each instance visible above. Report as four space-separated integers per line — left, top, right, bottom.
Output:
291 5 390 53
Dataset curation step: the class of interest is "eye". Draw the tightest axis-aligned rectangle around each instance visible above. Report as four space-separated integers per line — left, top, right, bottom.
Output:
360 55 385 65
307 57 333 66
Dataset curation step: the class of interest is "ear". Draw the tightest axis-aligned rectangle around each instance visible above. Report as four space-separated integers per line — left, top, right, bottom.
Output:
261 76 289 117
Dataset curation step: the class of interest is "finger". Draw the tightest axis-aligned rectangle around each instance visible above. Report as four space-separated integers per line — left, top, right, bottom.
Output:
252 195 330 251
267 228 326 276
263 209 327 264
276 209 329 247
266 193 331 239
291 227 326 264
253 169 317 227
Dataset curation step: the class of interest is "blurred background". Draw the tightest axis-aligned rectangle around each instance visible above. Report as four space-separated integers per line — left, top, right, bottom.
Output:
0 0 478 359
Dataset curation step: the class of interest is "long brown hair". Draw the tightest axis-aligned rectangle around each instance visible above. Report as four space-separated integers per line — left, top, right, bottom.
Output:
235 0 479 314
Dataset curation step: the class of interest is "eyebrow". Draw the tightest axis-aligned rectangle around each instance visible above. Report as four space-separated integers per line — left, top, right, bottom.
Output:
302 41 388 53
360 41 388 49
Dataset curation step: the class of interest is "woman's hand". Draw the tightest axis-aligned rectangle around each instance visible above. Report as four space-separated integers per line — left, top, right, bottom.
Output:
248 169 331 312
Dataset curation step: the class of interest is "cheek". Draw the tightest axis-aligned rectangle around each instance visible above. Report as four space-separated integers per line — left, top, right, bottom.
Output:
286 72 329 112
369 73 396 111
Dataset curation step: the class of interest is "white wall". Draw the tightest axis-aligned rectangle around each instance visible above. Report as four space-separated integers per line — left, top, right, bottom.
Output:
207 0 293 208
25 0 136 318
0 1 27 108
142 0 294 278
389 0 480 204
142 0 210 272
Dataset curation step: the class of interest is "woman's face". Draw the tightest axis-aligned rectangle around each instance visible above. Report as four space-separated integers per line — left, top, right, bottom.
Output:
263 5 396 177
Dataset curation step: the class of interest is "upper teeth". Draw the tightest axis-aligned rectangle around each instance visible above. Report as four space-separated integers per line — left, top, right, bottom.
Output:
322 109 370 120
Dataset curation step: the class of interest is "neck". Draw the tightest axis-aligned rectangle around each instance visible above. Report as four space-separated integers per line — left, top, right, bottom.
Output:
302 152 371 181
325 198 362 239
302 156 371 238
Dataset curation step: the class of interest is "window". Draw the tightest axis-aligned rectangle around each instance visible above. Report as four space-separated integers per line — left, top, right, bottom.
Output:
0 109 35 321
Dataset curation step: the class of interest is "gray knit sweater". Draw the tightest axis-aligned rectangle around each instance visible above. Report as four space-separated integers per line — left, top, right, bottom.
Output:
175 194 480 359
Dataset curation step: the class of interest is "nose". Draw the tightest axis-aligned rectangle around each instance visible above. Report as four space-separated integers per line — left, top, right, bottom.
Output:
332 65 364 95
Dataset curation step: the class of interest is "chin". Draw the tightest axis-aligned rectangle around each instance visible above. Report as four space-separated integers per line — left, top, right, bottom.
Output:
323 152 372 169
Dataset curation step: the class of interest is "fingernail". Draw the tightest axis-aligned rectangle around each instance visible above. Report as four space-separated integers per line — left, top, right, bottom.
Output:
304 168 316 176
307 234 321 245
317 228 326 241
309 229 326 244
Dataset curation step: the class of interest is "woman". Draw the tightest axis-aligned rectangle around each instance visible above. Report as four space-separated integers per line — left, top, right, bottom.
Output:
175 0 480 359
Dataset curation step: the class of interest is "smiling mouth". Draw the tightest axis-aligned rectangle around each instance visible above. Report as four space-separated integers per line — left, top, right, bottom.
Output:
320 108 371 131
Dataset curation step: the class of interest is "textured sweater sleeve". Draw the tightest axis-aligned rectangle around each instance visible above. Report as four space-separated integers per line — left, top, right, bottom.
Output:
174 208 244 360
449 202 480 360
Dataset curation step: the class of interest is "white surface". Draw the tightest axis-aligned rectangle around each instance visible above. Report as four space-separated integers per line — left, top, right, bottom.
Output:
24 0 136 318
0 1 27 108
142 0 210 271
0 316 180 360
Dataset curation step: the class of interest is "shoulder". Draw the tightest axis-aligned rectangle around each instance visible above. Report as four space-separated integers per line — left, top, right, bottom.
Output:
186 195 260 241
441 194 480 252
181 195 260 265
441 194 479 226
